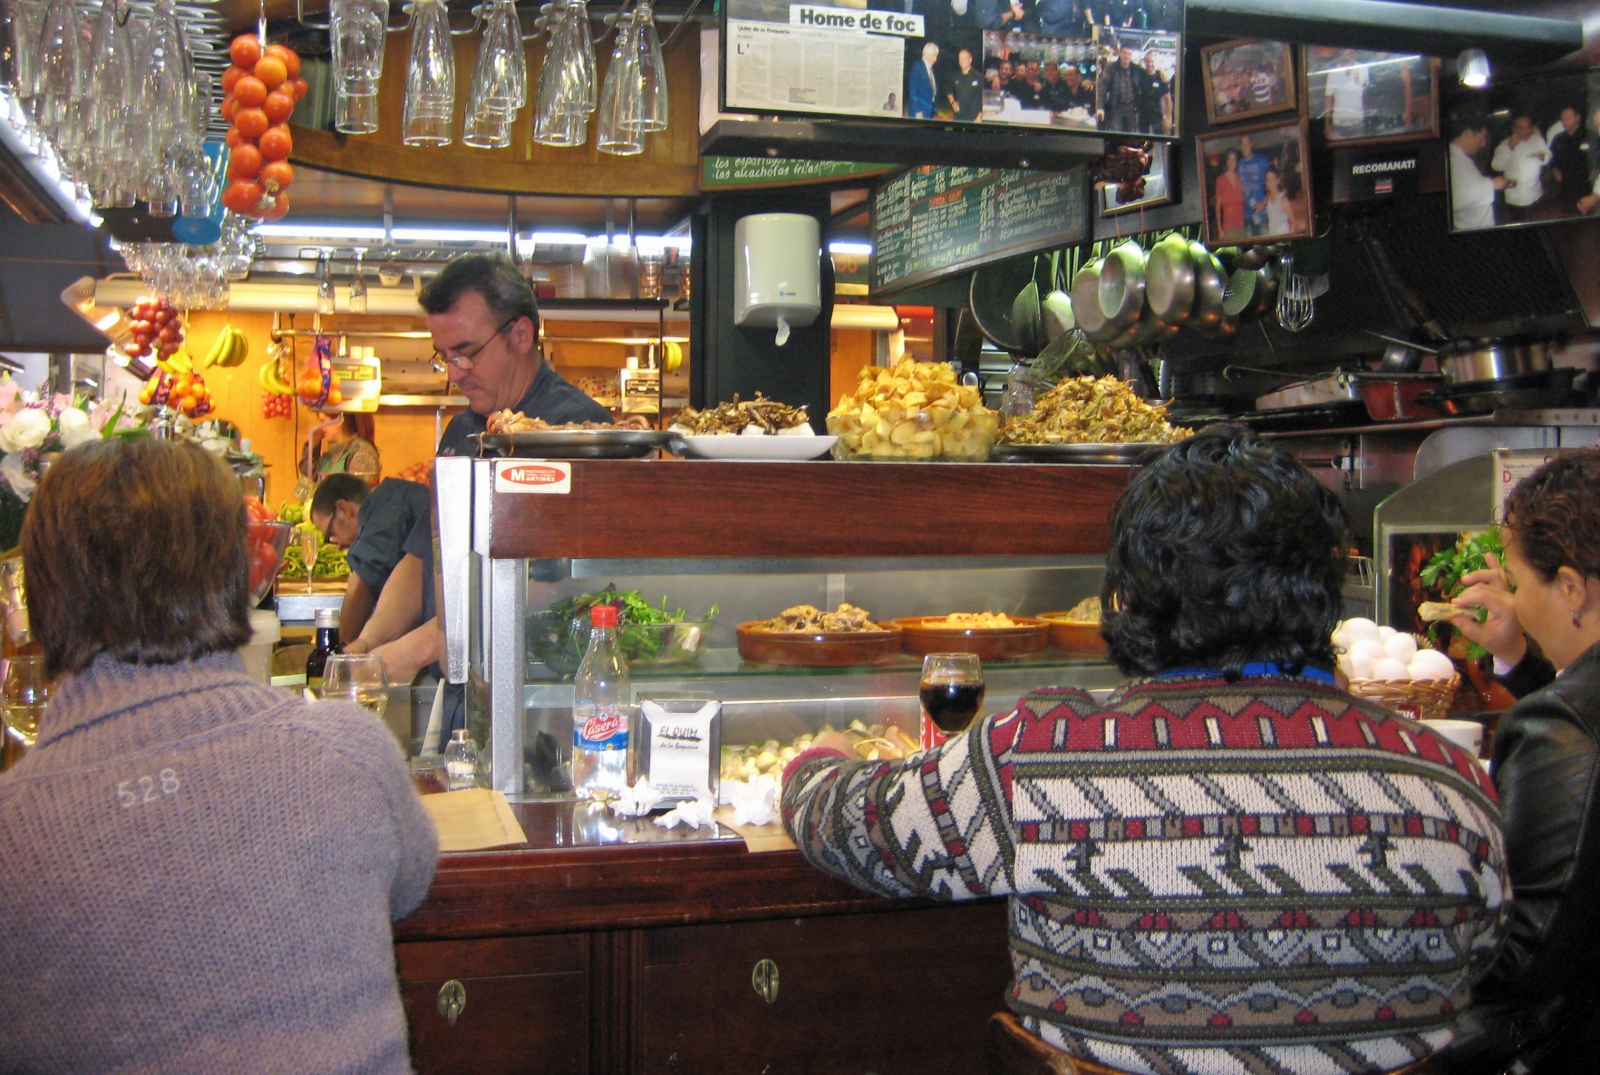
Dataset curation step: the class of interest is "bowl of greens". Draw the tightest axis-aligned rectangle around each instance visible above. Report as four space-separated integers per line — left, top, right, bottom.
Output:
528 586 716 677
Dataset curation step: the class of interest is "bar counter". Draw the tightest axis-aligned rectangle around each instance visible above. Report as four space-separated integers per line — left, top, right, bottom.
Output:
395 799 1012 1075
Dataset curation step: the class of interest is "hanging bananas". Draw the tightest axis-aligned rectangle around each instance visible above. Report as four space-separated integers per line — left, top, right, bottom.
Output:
258 356 294 396
199 325 251 370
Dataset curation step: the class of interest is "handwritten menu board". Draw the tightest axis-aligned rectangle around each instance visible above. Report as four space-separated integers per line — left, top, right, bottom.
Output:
871 166 1089 298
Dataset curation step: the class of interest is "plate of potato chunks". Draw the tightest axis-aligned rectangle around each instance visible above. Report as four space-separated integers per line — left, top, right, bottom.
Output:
827 358 999 461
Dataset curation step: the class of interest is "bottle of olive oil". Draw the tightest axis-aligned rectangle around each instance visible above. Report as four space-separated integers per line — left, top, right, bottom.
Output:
305 607 341 689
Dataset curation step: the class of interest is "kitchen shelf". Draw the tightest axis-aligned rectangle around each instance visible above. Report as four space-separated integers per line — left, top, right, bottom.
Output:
1258 408 1600 440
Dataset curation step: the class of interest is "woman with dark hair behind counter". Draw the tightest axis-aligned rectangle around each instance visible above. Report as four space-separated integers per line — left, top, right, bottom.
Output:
1447 450 1600 1074
782 427 1508 1075
0 438 437 1074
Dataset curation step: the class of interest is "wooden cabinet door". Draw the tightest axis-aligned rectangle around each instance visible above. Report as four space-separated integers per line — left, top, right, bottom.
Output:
638 902 1012 1075
398 934 590 1075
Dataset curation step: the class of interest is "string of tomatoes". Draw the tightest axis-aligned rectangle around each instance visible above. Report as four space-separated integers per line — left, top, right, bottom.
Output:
220 35 307 220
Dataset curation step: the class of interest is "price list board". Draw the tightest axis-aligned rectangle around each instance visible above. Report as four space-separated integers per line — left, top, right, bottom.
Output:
870 166 1089 298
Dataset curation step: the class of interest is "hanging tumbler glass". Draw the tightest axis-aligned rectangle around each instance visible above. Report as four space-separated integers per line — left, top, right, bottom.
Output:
628 0 666 132
330 0 387 134
402 0 455 147
595 11 642 155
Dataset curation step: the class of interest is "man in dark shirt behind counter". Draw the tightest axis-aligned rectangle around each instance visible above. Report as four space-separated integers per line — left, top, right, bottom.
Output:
308 473 431 641
430 252 611 457
347 253 611 694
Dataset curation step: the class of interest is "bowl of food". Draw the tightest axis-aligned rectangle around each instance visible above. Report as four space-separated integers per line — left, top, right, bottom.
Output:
736 603 904 667
894 613 1049 661
528 587 715 677
1040 596 1108 657
827 358 998 461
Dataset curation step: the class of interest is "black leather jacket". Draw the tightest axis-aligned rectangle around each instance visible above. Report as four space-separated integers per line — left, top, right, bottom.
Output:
1452 643 1600 1073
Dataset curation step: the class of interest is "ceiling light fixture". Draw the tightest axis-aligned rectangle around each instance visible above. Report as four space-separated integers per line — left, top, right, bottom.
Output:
1458 48 1490 88
828 241 873 256
253 223 388 241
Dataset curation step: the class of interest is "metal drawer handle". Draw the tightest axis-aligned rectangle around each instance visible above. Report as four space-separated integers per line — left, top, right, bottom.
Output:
438 980 467 1027
752 959 779 1004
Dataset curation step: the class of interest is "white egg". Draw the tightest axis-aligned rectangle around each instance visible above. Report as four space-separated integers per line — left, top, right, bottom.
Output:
1342 617 1381 644
1378 626 1397 642
1372 658 1411 681
1384 634 1418 662
1349 652 1375 680
1331 627 1351 651
1409 651 1456 680
1352 639 1387 661
1337 652 1356 677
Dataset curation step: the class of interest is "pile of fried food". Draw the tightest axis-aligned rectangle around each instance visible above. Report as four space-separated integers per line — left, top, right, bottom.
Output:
485 410 650 433
753 603 880 633
1000 376 1190 446
722 720 921 783
1058 596 1102 623
670 393 812 436
931 612 1018 629
827 358 998 460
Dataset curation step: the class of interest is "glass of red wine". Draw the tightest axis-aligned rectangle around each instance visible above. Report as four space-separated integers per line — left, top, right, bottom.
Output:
919 653 986 750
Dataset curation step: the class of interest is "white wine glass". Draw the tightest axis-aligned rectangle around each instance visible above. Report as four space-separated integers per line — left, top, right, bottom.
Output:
2 653 51 747
323 653 390 719
402 0 456 146
628 0 666 133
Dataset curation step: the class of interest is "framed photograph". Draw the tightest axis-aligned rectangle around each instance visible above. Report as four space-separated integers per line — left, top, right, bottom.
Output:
1100 141 1175 215
1201 39 1297 125
1305 48 1440 146
1445 68 1600 233
1197 117 1314 245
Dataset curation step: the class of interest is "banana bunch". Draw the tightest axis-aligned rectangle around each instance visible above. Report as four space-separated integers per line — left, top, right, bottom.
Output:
258 358 294 396
155 350 193 376
199 325 250 370
665 340 683 373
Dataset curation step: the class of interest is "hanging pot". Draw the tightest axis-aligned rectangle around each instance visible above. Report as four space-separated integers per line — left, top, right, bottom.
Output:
1145 235 1195 327
1098 241 1147 334
1072 259 1121 344
1188 243 1226 336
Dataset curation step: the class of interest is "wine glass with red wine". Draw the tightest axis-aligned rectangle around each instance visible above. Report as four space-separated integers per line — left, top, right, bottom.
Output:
919 653 986 750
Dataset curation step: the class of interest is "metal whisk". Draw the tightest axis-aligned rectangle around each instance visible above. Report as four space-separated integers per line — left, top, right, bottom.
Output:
1276 251 1314 333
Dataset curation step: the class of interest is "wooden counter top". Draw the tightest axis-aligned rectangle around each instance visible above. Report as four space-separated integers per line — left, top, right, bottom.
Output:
397 799 955 943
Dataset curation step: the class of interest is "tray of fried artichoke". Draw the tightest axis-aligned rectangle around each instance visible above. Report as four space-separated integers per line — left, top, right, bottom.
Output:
995 376 1190 463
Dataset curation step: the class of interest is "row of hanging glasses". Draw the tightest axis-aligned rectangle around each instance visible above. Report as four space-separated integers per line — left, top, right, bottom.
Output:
0 0 227 215
327 0 668 156
112 214 257 310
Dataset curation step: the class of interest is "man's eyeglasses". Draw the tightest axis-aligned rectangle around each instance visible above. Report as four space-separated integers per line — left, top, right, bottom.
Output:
429 317 520 373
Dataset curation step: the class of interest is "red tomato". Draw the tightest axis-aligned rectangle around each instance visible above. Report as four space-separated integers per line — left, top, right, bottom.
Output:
266 44 301 79
259 160 293 193
288 76 308 102
226 126 248 149
222 178 264 214
263 192 291 221
253 56 287 91
258 125 292 161
232 75 267 108
234 107 269 139
227 143 264 179
230 35 262 69
244 496 276 523
220 96 237 123
262 91 294 124
220 65 249 94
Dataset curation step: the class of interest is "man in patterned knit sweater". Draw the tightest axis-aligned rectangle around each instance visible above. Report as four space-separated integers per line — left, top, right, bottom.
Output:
783 428 1509 1075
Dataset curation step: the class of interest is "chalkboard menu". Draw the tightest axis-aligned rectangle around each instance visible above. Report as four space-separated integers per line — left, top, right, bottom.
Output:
871 166 1089 298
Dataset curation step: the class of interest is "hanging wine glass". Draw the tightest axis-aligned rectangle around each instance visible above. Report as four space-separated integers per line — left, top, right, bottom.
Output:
88 0 135 206
531 0 586 147
32 0 80 145
403 0 455 146
595 10 642 155
348 249 368 312
628 0 666 133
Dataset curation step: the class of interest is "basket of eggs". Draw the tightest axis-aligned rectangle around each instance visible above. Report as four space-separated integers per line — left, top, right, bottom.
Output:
1334 617 1460 722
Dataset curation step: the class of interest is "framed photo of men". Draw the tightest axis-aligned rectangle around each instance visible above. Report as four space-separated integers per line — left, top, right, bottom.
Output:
1200 39 1296 125
1304 47 1440 146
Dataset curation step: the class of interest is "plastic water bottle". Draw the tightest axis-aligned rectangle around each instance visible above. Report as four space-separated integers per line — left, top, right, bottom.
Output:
445 729 480 791
572 604 630 799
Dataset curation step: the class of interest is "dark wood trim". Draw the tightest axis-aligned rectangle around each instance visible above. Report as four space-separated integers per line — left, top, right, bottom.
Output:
485 460 1133 560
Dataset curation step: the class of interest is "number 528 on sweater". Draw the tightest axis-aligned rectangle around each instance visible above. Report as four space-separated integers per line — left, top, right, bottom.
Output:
116 769 180 809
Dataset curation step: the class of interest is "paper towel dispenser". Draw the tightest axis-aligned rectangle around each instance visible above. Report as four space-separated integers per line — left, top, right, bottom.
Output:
734 213 821 344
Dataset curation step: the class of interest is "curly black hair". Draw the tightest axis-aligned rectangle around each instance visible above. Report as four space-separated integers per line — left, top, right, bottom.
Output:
1501 448 1600 584
1101 425 1352 679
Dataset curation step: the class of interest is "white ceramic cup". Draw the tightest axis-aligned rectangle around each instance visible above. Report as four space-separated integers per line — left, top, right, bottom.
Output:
1423 718 1484 756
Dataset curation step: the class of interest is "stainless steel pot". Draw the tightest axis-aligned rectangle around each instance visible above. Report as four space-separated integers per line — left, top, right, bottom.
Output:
1440 339 1551 385
1098 241 1147 333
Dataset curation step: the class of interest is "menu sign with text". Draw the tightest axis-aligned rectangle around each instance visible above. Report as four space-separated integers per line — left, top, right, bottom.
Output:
871 165 1088 297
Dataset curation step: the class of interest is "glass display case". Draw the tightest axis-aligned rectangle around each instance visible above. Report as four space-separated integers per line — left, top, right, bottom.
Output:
435 457 1137 798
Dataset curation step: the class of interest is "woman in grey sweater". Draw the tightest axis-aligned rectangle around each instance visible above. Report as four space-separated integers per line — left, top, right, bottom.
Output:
0 438 438 1074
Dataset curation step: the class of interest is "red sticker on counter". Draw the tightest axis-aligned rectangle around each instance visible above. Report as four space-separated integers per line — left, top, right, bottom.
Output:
494 460 572 494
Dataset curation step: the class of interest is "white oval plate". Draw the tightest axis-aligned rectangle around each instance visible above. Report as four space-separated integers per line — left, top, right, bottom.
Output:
670 434 837 460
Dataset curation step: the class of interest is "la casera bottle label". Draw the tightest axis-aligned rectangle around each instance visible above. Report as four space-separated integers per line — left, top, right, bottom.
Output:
577 709 629 750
